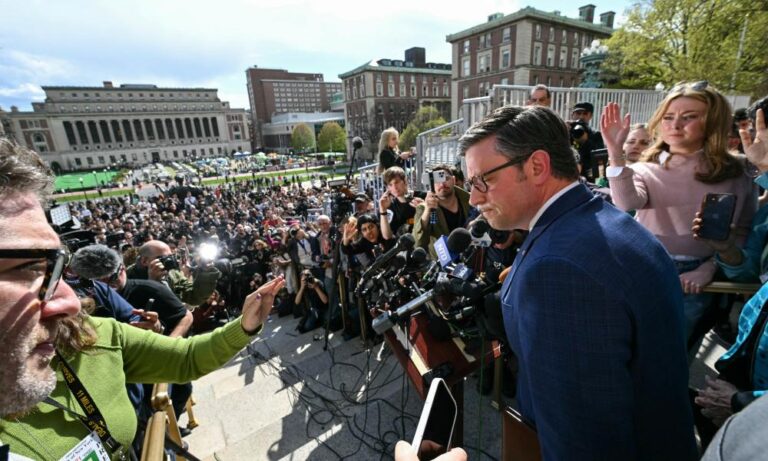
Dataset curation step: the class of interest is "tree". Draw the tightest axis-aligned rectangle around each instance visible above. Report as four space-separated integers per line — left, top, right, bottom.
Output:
291 123 315 153
399 106 447 151
316 122 346 152
602 0 768 96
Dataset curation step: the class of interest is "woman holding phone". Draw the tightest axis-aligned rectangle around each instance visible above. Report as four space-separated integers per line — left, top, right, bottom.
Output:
378 127 415 172
601 82 757 347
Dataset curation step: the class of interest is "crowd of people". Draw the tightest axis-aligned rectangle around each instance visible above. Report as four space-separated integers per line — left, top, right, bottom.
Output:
2 81 768 461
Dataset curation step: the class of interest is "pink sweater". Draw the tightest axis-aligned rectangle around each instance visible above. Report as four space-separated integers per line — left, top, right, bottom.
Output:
609 152 757 258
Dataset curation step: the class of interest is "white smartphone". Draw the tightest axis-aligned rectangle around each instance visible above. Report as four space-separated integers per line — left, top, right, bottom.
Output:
411 378 458 460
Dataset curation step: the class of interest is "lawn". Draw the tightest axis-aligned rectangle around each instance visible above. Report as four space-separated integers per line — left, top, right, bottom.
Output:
54 170 121 192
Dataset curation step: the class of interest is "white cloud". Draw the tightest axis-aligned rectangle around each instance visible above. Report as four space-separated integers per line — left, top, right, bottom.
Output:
0 50 77 80
0 83 45 99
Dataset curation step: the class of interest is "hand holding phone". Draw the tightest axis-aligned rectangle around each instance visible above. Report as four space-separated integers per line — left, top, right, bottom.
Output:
411 378 458 461
697 193 737 241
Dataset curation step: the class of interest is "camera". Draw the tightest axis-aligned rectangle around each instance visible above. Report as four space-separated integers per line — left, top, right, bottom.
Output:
302 271 318 285
568 120 588 141
157 254 179 271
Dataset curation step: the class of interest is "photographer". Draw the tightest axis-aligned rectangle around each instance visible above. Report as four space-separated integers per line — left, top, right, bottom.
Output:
412 164 471 257
569 102 604 179
295 269 329 333
127 239 221 308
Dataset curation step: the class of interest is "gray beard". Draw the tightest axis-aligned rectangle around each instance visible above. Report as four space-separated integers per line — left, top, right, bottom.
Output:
0 342 57 418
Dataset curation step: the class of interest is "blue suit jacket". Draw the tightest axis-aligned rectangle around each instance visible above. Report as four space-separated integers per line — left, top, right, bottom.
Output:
502 184 697 461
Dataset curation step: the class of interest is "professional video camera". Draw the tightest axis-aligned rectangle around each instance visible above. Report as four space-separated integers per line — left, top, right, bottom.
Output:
325 178 355 225
567 120 589 141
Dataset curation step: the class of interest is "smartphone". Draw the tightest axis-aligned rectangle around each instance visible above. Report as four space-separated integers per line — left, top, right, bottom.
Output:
423 169 448 192
698 193 737 241
411 378 457 460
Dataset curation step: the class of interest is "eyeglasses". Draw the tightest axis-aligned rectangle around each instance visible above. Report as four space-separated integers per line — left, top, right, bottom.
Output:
670 80 709 93
107 263 124 283
0 247 71 301
465 156 529 193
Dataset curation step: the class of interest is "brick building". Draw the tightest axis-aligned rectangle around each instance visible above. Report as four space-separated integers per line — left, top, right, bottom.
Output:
245 66 342 149
339 47 451 155
446 5 614 119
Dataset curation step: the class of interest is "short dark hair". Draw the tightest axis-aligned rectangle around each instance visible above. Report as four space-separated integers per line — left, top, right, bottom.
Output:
431 163 459 177
0 139 53 204
382 166 406 184
458 105 579 181
530 84 551 98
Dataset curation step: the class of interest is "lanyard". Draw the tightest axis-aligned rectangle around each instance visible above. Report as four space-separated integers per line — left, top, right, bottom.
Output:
45 353 124 455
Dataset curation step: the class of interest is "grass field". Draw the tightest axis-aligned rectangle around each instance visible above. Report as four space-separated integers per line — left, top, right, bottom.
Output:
54 171 121 192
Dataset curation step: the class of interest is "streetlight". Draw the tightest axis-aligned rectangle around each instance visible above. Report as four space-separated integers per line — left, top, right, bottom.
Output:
79 177 87 201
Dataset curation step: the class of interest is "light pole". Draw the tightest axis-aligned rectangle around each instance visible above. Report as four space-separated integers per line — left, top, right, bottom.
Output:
79 177 87 201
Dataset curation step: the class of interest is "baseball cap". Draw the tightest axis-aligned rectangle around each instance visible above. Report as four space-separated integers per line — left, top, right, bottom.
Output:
572 102 594 113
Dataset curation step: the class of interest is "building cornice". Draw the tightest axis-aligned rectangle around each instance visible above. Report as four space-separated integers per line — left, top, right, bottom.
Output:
339 61 452 79
446 6 613 43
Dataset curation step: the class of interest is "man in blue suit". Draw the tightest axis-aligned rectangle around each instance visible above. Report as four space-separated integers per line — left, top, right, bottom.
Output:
459 105 697 460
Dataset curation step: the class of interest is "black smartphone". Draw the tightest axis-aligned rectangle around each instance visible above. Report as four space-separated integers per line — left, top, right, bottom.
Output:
698 193 737 241
411 378 458 460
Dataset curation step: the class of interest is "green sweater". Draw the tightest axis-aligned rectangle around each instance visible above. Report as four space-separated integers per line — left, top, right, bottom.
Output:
0 316 256 460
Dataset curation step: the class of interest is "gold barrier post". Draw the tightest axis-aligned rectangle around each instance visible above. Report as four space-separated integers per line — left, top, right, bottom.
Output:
140 411 167 461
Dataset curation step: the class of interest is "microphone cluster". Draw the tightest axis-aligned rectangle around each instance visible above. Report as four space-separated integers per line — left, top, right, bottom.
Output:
357 220 500 336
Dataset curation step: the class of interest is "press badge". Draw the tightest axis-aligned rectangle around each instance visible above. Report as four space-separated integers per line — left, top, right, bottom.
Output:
60 431 110 461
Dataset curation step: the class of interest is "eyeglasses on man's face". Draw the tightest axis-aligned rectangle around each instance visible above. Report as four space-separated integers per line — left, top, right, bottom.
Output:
0 247 71 301
465 156 529 193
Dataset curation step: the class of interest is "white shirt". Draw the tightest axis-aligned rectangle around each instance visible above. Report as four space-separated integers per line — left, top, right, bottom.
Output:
528 181 580 230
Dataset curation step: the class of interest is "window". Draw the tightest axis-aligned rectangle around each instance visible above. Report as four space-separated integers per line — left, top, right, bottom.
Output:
560 47 567 67
547 45 555 66
501 77 509 85
485 32 492 47
75 157 82 166
574 32 579 44
462 57 471 77
400 82 406 96
463 40 470 54
561 31 567 44
478 53 491 73
549 27 555 41
535 25 541 39
533 43 542 66
410 84 417 97
503 27 511 42
443 84 449 96
463 86 469 99
376 82 383 97
433 85 438 96
388 82 395 97
500 46 511 68
571 49 580 68
359 82 365 97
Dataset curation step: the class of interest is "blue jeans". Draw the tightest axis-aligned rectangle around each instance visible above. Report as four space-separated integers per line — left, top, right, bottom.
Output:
674 258 714 344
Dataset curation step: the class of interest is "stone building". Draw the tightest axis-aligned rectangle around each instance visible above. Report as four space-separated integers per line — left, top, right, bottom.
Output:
0 81 249 172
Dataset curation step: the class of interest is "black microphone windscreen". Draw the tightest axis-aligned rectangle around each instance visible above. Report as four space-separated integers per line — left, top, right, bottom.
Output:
391 253 407 270
397 233 416 251
447 228 472 254
410 247 428 265
470 218 490 238
352 137 364 149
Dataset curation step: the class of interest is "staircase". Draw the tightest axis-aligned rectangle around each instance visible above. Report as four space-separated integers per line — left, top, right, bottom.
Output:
180 314 503 460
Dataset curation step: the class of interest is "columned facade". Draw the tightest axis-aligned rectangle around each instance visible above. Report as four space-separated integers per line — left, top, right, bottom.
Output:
1 82 250 172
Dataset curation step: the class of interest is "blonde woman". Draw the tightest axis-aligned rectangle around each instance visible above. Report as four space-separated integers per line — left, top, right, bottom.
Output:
378 127 414 171
601 82 757 346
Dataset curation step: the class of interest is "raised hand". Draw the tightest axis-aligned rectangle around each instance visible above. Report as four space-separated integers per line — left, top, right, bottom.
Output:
742 108 767 173
241 275 285 333
600 102 631 166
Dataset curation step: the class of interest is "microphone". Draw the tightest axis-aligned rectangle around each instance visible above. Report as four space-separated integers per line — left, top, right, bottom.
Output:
372 288 435 335
352 137 364 150
361 233 415 279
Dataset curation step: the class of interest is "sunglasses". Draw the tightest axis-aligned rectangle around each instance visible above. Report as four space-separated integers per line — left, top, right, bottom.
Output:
670 80 709 93
0 247 71 301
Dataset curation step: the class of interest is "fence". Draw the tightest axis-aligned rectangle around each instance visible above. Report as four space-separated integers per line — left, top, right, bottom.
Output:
360 84 752 198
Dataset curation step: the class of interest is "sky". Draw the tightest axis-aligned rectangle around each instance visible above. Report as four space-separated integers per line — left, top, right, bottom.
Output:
0 0 631 112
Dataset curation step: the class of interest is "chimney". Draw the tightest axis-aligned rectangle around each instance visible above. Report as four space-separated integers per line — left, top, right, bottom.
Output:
404 47 426 68
600 11 615 28
103 81 113 88
579 4 596 23
488 12 503 22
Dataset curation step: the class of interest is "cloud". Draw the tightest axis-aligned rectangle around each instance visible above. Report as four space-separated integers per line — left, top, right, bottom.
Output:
0 83 44 99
